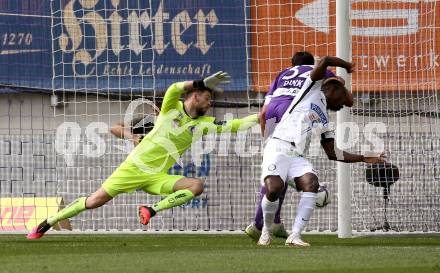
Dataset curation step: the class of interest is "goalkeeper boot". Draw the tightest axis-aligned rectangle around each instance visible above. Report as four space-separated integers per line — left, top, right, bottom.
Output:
285 233 310 247
271 223 289 238
27 219 51 240
257 228 273 246
138 206 156 225
244 223 261 241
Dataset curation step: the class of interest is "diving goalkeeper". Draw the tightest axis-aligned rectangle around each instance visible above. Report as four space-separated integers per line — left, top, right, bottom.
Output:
27 71 259 239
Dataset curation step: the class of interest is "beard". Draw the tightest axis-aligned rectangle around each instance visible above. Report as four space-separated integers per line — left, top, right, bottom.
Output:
196 107 207 116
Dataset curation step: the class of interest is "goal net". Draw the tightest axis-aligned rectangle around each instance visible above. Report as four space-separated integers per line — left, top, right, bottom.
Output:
248 0 439 233
0 0 438 233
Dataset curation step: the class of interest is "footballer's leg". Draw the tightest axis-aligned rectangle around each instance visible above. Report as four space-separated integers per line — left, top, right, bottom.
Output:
139 176 204 225
246 184 288 241
254 186 266 230
274 183 288 225
285 172 319 247
27 187 113 240
272 184 289 238
258 175 284 246
27 162 141 240
257 138 290 246
245 186 266 241
253 185 286 231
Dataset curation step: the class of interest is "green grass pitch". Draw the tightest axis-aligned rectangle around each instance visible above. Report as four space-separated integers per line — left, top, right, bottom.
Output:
1 234 439 273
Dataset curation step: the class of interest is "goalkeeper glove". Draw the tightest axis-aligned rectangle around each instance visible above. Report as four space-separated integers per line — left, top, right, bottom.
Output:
203 71 231 93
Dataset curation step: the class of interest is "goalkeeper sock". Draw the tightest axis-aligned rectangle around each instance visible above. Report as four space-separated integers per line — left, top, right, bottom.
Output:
152 189 194 212
261 195 278 232
292 192 317 235
47 197 87 226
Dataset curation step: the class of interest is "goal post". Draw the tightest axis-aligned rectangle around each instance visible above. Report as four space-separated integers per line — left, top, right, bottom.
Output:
336 0 352 238
243 0 440 234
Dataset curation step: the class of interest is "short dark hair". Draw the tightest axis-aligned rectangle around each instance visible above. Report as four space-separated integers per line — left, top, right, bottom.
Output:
291 51 315 66
322 80 344 93
184 88 211 100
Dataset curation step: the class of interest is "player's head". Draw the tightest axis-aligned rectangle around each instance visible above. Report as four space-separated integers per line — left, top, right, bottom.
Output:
184 89 212 116
322 76 353 111
291 51 315 66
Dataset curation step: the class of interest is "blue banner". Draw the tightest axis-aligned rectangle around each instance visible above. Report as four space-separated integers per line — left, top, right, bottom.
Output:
0 1 52 90
0 0 248 93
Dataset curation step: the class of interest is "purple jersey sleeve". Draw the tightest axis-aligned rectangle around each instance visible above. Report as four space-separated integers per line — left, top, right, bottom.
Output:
324 69 335 78
266 79 277 96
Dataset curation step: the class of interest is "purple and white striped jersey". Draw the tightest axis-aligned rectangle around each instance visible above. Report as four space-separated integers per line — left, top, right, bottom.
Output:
264 65 334 124
270 68 336 155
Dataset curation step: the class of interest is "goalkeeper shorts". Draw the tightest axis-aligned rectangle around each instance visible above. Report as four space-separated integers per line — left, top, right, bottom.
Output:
102 160 184 197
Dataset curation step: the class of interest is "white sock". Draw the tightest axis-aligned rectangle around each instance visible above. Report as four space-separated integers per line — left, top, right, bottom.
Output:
261 195 279 233
292 192 317 236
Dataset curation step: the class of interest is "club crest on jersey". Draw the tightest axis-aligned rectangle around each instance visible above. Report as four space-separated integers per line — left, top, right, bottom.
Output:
310 103 328 125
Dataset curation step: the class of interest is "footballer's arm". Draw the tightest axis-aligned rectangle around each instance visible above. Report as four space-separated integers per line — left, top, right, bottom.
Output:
215 114 260 134
310 56 353 81
110 121 142 145
160 81 199 114
258 104 268 136
321 138 385 163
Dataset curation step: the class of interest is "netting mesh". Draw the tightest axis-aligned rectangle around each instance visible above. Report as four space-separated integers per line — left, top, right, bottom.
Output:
246 0 440 232
0 0 439 232
349 1 440 231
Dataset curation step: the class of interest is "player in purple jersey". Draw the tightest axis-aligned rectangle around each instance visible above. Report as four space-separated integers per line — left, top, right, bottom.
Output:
245 52 321 241
257 56 385 247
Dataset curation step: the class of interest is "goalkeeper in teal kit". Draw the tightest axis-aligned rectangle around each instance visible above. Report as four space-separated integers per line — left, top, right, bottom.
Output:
27 72 259 239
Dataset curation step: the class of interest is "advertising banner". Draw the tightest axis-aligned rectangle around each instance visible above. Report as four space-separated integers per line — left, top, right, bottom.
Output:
0 1 52 90
0 197 71 231
0 1 438 93
250 0 440 92
0 0 248 93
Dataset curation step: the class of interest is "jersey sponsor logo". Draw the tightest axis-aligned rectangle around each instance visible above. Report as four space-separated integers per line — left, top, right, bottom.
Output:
282 78 306 88
273 87 300 97
310 103 328 125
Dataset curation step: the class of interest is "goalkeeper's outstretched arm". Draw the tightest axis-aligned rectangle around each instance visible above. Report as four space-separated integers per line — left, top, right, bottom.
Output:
321 138 386 163
215 114 260 134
